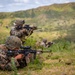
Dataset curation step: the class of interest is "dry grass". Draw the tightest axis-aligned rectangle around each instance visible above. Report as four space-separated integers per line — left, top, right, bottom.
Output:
31 31 67 43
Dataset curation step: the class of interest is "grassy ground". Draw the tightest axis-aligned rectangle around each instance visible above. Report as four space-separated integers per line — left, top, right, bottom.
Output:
0 49 75 75
0 27 10 44
0 24 75 75
0 37 75 75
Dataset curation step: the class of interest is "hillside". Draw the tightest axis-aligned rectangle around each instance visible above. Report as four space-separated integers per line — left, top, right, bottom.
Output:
0 2 75 42
0 2 75 18
0 2 75 75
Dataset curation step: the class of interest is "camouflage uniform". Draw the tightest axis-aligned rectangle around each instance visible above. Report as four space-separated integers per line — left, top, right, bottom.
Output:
10 20 27 44
10 20 37 44
0 36 29 70
40 39 47 47
46 42 53 48
0 44 8 70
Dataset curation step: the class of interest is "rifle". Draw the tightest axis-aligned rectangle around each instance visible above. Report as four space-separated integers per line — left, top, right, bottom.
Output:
23 25 32 30
6 46 51 59
23 25 37 31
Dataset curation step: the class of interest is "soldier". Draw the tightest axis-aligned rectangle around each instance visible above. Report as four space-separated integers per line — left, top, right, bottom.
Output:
10 20 37 44
0 36 31 70
35 39 47 50
10 20 27 44
40 39 47 47
46 42 53 48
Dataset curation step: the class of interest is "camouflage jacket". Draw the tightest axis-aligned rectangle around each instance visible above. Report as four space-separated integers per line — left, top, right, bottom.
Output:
10 27 29 44
10 27 24 38
0 44 10 70
0 44 20 70
0 44 31 70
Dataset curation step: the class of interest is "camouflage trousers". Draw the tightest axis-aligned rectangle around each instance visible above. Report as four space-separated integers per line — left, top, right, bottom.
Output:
0 54 19 71
0 51 34 70
0 49 21 71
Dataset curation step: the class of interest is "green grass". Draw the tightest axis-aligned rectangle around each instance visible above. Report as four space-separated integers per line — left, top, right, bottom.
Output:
0 39 75 75
0 27 10 44
0 16 75 75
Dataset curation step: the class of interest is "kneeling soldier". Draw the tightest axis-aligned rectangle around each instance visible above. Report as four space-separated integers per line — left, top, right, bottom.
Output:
0 36 30 70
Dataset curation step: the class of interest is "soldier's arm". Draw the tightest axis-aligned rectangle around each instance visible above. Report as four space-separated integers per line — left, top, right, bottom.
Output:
15 54 24 60
20 29 27 34
20 29 29 36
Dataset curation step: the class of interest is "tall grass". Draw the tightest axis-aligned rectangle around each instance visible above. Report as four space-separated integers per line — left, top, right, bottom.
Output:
48 39 72 52
24 36 37 48
0 27 9 44
11 58 18 75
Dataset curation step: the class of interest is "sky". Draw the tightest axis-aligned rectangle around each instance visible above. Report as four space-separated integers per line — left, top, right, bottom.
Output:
0 0 75 12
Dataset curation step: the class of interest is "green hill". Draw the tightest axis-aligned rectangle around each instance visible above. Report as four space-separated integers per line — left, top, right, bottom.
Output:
0 2 75 18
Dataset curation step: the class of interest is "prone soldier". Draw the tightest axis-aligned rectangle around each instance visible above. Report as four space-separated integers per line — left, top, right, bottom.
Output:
35 39 47 49
35 39 53 49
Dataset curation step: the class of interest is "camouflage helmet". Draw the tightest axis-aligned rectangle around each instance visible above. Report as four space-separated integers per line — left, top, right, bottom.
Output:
42 39 47 43
14 20 25 26
5 36 22 50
